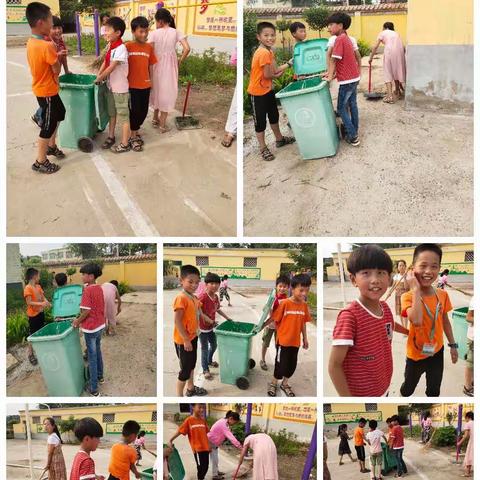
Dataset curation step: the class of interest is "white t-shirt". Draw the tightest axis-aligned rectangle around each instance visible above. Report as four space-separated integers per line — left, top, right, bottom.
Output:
327 35 358 51
108 43 129 93
366 429 384 454
467 296 474 340
47 433 61 446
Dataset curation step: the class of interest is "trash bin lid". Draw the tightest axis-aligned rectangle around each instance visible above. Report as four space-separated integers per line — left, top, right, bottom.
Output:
253 288 277 334
293 38 329 76
59 73 97 89
52 284 83 318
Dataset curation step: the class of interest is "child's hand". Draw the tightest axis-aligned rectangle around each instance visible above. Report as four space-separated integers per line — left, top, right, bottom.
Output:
135 474 141 479
184 340 193 351
406 270 421 291
117 306 122 314
303 339 309 349
72 318 81 328
450 347 458 364
94 75 103 84
57 49 68 59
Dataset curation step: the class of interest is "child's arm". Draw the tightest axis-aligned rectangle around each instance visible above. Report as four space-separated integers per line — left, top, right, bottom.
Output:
96 61 119 83
178 38 191 64
328 346 351 396
61 54 70 74
261 316 274 330
393 322 409 335
97 58 107 76
174 310 193 350
302 322 308 349
115 288 122 314
130 463 141 479
216 308 231 321
323 56 337 82
466 309 474 323
73 308 89 328
354 49 362 72
442 312 458 364
25 295 49 309
201 312 215 326
168 430 182 447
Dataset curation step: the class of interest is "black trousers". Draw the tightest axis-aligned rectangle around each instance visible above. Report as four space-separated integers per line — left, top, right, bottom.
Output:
175 336 198 381
274 344 299 380
400 346 444 397
129 87 151 131
250 90 279 133
194 451 209 479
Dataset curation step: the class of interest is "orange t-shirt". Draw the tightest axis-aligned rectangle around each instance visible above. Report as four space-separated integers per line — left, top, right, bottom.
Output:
26 37 59 97
247 47 274 96
24 284 45 318
108 443 137 480
271 298 311 347
354 426 364 446
178 416 210 453
126 41 157 89
401 288 452 361
173 292 201 344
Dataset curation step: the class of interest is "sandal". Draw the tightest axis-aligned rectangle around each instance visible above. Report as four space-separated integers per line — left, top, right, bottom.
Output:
267 382 277 397
204 371 213 380
209 361 219 368
152 119 160 128
159 126 171 134
46 145 65 159
221 133 235 148
129 137 143 152
260 360 268 371
134 134 144 146
280 383 296 397
186 385 208 397
31 159 60 174
102 137 115 149
260 146 275 161
383 96 395 104
111 143 131 154
276 136 296 148
28 353 38 365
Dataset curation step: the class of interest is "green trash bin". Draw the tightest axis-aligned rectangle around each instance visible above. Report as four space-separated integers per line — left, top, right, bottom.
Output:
58 73 109 152
452 307 469 359
27 320 86 396
52 284 83 321
140 467 154 480
164 444 186 480
381 443 397 475
214 289 276 389
276 39 339 160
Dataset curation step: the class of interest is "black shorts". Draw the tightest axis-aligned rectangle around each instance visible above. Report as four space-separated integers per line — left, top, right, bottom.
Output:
175 336 198 381
129 87 151 131
28 312 45 336
37 94 66 139
273 344 299 380
250 90 279 133
355 445 366 461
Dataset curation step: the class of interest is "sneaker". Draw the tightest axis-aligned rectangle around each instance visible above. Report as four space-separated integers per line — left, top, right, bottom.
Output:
346 136 360 147
209 361 219 368
87 388 99 397
98 377 105 384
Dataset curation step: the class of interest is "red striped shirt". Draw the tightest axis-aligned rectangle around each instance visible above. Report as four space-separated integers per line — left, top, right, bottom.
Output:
332 300 393 397
332 33 360 84
69 450 96 480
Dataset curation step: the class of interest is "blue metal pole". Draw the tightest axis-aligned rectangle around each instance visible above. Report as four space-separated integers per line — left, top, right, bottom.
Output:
245 403 252 435
301 422 317 480
75 12 82 56
93 9 100 57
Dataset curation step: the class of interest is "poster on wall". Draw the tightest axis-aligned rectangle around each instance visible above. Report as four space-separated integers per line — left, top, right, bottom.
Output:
324 411 382 424
200 266 260 279
273 404 317 424
7 6 27 23
193 0 237 37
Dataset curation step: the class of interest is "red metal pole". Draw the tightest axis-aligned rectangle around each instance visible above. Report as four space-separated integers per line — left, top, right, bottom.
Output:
182 82 191 117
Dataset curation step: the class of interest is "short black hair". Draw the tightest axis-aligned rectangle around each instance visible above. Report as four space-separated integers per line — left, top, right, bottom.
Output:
100 12 110 22
297 273 312 287
122 420 141 436
110 280 119 287
412 243 443 264
106 16 126 36
180 265 200 278
276 274 291 286
291 274 310 289
369 419 378 429
55 272 68 287
383 22 395 31
222 274 229 280
138 430 146 438
52 16 63 28
391 415 400 423
358 417 367 425
466 411 474 420
80 263 103 279
74 417 103 441
25 267 39 282
26 2 51 28
386 417 391 423
326 12 351 30
204 272 221 284
225 410 241 421
257 21 275 34
289 21 305 34
347 245 393 275
131 15 149 31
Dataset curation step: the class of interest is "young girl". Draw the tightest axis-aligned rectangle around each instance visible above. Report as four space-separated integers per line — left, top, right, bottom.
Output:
457 411 474 477
219 275 232 307
437 269 450 289
134 430 146 466
43 417 67 480
393 260 409 328
338 424 356 465
101 279 122 335
149 8 190 133
421 411 433 444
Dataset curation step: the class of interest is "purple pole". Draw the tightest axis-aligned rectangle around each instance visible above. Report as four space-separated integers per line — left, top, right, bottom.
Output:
189 404 193 414
93 9 100 57
456 404 463 463
245 404 252 435
409 413 412 437
75 12 82 56
301 422 317 480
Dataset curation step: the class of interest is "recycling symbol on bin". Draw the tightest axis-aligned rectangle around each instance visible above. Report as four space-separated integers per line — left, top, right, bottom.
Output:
41 353 61 372
294 107 316 128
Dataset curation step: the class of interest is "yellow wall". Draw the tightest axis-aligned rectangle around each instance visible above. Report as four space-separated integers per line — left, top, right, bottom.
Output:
7 0 60 23
407 0 473 46
323 403 400 424
411 403 474 425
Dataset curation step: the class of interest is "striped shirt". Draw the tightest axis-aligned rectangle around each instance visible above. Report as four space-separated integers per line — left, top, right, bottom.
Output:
332 300 393 396
69 450 96 480
332 33 360 85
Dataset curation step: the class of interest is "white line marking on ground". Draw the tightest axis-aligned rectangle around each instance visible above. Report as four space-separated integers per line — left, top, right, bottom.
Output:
402 456 430 480
7 91 32 97
7 61 27 69
184 197 225 235
90 151 160 236
79 178 115 236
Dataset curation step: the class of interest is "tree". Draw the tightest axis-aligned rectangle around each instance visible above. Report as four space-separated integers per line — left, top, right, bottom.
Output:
276 19 290 50
288 244 317 274
68 244 100 259
60 0 116 19
66 267 77 282
244 12 259 70
304 5 330 37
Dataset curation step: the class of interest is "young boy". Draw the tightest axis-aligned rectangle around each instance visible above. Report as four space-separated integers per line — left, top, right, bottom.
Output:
400 243 458 397
24 267 50 365
126 16 157 151
169 404 210 480
54 272 67 287
366 419 388 480
328 245 408 397
325 24 361 82
197 272 232 380
95 16 131 153
247 22 295 162
260 274 290 371
354 418 370 474
70 417 105 480
389 416 407 477
323 12 361 146
73 263 106 396
26 2 67 174
108 420 141 480
173 265 208 397
289 21 307 43
267 274 310 397
464 296 474 396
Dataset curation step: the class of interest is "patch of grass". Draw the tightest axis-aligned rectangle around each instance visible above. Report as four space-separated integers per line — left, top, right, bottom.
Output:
7 310 29 347
117 281 134 297
307 291 317 323
357 39 372 58
65 34 107 56
268 428 307 456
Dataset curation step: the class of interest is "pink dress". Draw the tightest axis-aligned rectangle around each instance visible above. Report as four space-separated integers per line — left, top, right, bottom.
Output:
148 26 186 112
463 420 473 467
377 29 406 83
244 433 278 480
101 282 118 327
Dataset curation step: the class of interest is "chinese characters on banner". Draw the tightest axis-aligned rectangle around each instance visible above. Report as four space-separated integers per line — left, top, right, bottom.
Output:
273 404 317 424
194 0 237 37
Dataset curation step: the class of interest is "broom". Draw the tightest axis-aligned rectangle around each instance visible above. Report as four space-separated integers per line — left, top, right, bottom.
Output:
420 427 436 451
383 265 412 302
445 283 473 297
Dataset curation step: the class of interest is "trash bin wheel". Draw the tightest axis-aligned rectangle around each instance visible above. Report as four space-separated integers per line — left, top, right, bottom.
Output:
236 376 250 390
248 358 256 369
78 136 94 153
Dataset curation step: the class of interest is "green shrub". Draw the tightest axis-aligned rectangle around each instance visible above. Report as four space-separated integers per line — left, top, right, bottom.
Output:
64 34 107 56
307 292 317 323
243 74 252 116
268 428 305 456
164 279 179 290
58 416 76 434
404 424 422 438
357 39 372 58
243 11 258 70
39 268 54 290
7 286 25 313
273 68 295 93
274 47 293 65
179 49 235 86
432 426 457 447
7 310 29 347
118 281 133 297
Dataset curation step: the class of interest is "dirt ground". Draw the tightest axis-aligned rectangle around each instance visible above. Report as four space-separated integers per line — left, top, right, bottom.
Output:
243 55 473 236
163 287 317 397
323 282 473 397
7 47 236 236
324 436 469 479
6 438 156 480
7 293 156 397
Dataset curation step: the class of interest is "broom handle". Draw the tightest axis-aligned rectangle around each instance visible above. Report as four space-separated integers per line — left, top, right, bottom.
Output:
232 464 241 480
182 81 191 117
446 283 473 297
383 267 411 301
368 64 372 93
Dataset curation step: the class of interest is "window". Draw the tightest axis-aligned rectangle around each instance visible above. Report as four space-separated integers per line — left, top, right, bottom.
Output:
7 0 23 4
32 416 40 424
465 251 474 262
103 413 115 423
365 404 378 412
323 404 332 413
196 256 209 266
151 411 157 422
243 257 257 267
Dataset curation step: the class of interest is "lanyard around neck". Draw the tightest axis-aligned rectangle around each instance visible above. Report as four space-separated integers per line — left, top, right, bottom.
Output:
420 291 441 341
31 33 44 40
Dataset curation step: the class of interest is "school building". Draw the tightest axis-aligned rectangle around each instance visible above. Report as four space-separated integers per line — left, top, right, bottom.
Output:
6 0 60 35
12 404 157 440
325 243 474 281
163 246 298 281
410 403 475 427
164 403 316 442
